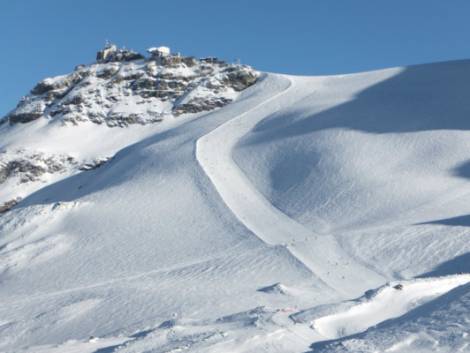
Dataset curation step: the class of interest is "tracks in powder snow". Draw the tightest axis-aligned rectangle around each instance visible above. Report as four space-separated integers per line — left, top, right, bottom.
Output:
195 74 384 296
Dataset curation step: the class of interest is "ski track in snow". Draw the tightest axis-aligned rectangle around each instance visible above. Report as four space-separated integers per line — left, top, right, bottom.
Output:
196 74 384 296
194 73 470 350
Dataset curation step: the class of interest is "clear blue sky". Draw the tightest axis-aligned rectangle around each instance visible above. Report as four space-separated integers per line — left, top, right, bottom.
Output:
1 0 470 116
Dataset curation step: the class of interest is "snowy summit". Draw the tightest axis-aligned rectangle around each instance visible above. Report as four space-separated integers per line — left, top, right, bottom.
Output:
0 43 470 353
147 46 171 57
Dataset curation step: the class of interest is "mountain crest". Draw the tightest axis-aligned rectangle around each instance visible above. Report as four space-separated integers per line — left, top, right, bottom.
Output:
4 43 259 127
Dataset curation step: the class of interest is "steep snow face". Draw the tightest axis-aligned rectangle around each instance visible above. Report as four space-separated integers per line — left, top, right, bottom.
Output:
1 57 470 353
235 61 470 230
233 61 470 278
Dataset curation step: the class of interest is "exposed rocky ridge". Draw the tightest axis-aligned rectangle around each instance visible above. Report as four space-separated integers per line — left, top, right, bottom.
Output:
0 149 114 211
5 44 259 127
0 198 21 214
0 150 77 184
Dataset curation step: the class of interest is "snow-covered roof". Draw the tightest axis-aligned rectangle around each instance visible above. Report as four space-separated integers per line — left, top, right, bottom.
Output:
147 46 171 56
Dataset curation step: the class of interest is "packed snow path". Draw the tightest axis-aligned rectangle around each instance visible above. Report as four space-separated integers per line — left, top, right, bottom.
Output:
196 74 384 296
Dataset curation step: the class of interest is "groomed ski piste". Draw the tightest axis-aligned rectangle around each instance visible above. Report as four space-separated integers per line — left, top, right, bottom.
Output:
2 59 470 352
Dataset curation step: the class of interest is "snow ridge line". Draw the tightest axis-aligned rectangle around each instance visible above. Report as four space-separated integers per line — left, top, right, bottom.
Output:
196 74 384 296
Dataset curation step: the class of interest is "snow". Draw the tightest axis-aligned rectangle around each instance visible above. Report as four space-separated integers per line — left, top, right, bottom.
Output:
1 59 470 352
311 281 470 353
147 46 171 56
310 275 470 339
196 74 385 298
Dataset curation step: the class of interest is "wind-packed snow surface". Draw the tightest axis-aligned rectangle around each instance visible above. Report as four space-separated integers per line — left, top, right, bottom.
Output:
1 51 470 352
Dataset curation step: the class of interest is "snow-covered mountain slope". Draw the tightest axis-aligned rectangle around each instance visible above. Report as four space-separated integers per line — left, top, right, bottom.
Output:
0 44 258 209
1 51 470 353
234 61 470 279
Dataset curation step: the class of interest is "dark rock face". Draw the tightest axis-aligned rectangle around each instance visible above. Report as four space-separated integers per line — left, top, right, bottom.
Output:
131 77 157 91
182 56 198 67
8 96 46 124
0 154 76 184
393 284 404 290
105 112 163 127
96 65 120 79
96 44 144 63
9 112 43 124
31 71 87 95
200 57 226 65
11 160 47 177
0 164 8 184
0 149 115 204
79 157 112 171
31 81 58 95
0 198 21 214
224 69 259 91
0 159 46 183
173 97 232 116
7 70 93 124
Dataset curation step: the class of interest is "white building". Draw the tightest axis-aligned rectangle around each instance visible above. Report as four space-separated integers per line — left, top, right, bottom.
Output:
147 46 171 58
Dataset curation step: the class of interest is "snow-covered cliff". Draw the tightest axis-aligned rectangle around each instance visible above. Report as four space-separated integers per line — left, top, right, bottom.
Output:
0 44 258 209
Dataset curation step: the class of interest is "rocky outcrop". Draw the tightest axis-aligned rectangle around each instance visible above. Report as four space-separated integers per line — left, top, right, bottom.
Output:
0 198 21 214
79 157 112 171
9 112 43 124
5 44 259 127
0 152 76 184
0 149 115 206
96 44 144 63
31 71 89 96
8 97 46 124
173 97 232 116
223 67 259 91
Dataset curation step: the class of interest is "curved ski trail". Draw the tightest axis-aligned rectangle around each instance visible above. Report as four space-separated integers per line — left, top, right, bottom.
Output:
196 74 384 296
